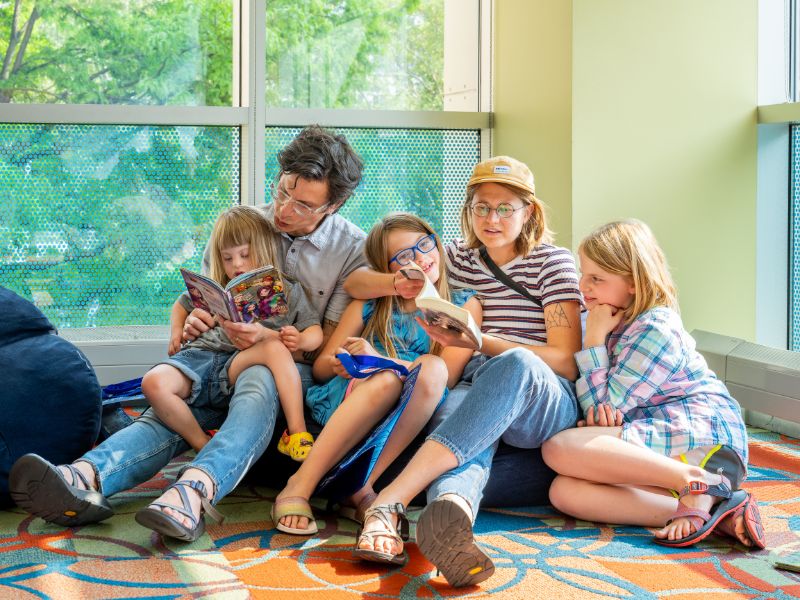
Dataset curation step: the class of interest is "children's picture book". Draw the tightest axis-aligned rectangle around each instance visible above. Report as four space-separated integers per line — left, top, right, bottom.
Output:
180 265 289 323
409 266 482 347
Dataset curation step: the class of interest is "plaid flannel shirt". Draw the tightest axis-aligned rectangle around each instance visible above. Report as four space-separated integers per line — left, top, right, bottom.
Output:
575 307 748 464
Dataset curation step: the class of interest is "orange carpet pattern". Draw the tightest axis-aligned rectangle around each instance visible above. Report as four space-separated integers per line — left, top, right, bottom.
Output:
1 428 799 599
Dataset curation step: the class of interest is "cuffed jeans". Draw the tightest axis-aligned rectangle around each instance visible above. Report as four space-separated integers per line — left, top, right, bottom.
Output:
426 348 578 514
82 363 314 504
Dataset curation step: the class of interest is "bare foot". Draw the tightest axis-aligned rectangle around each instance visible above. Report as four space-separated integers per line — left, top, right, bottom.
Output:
654 472 727 541
275 474 313 531
357 496 403 557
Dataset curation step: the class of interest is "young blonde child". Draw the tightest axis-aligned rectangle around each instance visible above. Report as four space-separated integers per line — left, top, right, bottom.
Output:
142 205 322 462
541 219 765 549
272 213 481 562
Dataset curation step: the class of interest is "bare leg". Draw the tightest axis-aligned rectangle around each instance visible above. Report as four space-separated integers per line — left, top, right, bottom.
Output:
549 475 677 526
275 370 404 530
541 427 734 541
142 365 209 452
229 337 306 434
346 355 449 511
359 439 459 556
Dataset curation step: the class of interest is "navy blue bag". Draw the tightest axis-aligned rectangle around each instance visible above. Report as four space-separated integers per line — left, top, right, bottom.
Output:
314 355 418 503
0 287 102 506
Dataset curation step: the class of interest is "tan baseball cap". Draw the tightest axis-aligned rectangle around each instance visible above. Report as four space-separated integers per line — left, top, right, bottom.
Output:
467 156 536 195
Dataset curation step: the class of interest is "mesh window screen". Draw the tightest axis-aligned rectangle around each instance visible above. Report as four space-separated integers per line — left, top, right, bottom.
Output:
265 127 480 243
0 124 240 330
792 125 800 350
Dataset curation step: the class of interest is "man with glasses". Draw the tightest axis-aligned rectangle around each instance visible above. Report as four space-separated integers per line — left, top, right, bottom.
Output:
10 126 369 540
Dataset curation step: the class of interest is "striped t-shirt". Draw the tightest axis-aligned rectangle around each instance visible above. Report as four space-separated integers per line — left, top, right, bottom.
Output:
445 240 582 345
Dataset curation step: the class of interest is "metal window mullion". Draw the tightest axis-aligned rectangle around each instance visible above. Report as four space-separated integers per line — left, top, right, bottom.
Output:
240 0 266 207
0 104 247 126
262 108 490 130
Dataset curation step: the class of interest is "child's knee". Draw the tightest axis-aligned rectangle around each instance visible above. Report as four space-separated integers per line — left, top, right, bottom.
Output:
412 354 448 395
548 475 579 514
541 431 571 470
142 365 186 400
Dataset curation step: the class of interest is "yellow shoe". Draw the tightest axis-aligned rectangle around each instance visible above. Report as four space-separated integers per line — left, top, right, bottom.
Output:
277 430 314 462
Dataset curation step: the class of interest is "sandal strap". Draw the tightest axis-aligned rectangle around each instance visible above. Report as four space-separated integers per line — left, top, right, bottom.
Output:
665 503 711 527
362 502 410 542
678 477 732 500
64 464 92 491
150 480 224 525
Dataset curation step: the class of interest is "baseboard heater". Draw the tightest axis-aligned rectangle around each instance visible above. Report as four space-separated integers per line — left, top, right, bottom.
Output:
692 329 800 438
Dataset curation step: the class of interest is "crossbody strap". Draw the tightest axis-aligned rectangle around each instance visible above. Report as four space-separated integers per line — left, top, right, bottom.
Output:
479 246 542 308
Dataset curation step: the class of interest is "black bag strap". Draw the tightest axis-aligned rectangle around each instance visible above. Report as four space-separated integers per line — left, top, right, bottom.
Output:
479 246 542 308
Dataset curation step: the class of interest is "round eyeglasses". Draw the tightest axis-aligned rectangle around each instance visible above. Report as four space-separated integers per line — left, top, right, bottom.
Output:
470 202 526 219
271 182 330 218
389 233 437 266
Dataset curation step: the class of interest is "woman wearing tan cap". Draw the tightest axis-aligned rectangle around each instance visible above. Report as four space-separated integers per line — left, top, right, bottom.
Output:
344 155 582 586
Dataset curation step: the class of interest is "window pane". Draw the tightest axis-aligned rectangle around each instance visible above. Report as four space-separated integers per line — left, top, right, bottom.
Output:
0 124 239 329
265 0 479 111
0 1 232 106
792 125 800 350
265 126 480 241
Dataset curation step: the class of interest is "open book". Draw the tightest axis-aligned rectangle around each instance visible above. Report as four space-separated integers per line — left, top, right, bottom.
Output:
180 265 289 323
409 267 482 347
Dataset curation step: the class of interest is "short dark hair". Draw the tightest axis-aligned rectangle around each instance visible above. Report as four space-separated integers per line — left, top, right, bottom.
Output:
277 125 364 209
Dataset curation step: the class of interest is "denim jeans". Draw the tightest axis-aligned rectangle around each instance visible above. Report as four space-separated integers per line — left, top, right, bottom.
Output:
426 348 578 515
82 363 314 504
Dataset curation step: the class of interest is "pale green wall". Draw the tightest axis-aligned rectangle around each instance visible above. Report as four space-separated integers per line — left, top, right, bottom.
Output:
494 0 759 339
493 0 573 247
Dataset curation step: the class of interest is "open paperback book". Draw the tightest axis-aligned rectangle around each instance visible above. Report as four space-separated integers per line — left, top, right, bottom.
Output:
405 266 482 347
180 264 289 323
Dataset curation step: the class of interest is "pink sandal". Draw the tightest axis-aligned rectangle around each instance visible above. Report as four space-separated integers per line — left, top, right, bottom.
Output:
715 492 766 549
655 480 748 548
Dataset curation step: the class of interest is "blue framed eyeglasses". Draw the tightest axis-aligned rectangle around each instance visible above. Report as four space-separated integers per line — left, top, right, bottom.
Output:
389 233 437 266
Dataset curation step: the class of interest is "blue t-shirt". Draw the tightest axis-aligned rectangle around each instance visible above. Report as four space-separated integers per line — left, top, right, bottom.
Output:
306 289 474 425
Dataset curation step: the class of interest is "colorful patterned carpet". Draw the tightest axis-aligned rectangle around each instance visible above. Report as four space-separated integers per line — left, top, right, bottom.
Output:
1 428 799 599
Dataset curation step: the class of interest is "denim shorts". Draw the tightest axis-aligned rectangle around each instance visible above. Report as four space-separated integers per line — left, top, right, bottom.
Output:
158 347 237 410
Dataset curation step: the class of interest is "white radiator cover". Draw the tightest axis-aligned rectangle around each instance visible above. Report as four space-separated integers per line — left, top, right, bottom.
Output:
692 329 800 438
59 326 169 386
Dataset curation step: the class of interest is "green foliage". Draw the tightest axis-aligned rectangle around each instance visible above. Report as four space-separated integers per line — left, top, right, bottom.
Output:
0 0 232 105
265 0 443 110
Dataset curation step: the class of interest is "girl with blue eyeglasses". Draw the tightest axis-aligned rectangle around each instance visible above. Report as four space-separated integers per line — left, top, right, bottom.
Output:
271 213 481 549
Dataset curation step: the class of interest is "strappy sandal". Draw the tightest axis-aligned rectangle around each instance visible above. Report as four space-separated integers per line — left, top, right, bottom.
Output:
9 454 114 526
655 479 749 547
271 496 318 535
715 491 766 549
277 430 315 462
416 497 495 587
352 502 409 566
134 480 224 542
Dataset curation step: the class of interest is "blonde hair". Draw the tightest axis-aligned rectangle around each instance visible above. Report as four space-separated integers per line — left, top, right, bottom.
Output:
460 182 553 256
207 205 281 287
363 213 452 358
578 219 678 323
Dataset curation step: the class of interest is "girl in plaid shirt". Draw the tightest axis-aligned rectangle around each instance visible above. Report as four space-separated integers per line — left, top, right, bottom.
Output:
542 219 765 549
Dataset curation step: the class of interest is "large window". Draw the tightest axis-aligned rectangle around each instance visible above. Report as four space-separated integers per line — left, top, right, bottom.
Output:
0 1 489 332
0 1 232 105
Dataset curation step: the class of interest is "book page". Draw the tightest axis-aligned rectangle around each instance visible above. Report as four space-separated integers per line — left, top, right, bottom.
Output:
412 269 482 347
180 269 236 321
225 265 289 323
